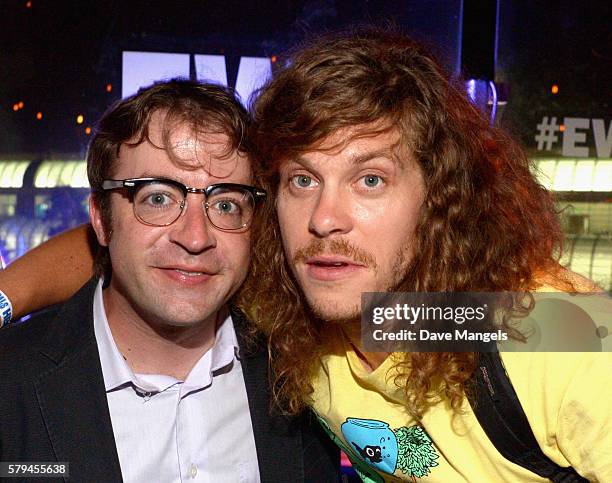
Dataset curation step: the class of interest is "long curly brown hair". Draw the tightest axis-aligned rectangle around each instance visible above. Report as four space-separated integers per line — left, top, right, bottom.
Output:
238 27 566 418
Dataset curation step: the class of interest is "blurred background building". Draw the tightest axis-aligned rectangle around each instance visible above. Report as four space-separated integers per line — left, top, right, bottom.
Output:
1 0 610 292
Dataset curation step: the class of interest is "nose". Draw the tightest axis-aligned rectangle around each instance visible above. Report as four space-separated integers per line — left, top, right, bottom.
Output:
308 185 353 237
168 194 216 253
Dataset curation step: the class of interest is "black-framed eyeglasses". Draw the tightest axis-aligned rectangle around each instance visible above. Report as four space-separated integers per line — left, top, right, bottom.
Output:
101 178 267 231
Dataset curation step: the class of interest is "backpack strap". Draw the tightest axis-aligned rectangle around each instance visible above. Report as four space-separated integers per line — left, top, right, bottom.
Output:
467 351 589 482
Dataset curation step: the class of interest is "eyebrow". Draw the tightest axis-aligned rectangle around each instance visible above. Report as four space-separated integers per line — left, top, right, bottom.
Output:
290 148 400 167
130 173 254 187
132 173 184 183
350 149 399 165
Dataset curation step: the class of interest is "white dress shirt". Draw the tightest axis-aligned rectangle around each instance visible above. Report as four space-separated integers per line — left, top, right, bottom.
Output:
92 281 260 483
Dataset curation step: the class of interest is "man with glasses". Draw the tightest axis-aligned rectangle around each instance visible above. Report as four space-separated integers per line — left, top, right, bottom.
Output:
0 79 337 482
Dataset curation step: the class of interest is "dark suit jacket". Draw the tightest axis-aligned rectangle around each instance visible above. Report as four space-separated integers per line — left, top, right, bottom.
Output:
0 279 338 482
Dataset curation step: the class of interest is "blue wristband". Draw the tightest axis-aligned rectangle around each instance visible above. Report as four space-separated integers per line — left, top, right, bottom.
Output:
0 289 13 327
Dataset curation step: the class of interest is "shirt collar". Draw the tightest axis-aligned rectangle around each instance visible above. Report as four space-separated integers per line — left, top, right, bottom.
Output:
180 306 239 396
93 280 138 392
93 280 240 396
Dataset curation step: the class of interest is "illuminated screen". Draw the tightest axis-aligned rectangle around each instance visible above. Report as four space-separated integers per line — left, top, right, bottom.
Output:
122 51 190 98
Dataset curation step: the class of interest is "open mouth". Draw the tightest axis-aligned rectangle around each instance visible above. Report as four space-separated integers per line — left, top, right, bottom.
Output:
310 261 350 268
304 257 364 281
174 269 206 276
156 266 215 285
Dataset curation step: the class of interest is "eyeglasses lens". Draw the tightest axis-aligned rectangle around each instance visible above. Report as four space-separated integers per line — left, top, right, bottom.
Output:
133 181 255 229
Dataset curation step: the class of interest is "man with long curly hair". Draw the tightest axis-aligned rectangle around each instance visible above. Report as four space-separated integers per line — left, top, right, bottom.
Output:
1 29 610 482
240 29 610 481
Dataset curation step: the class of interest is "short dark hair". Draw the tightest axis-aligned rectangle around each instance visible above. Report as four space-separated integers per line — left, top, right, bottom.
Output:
88 78 250 277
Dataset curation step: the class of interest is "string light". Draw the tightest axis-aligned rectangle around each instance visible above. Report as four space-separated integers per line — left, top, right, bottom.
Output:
76 114 84 124
85 126 92 135
36 112 42 120
106 83 112 93
551 84 559 94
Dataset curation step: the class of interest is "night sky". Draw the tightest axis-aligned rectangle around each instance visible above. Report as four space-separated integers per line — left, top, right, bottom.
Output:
1 0 610 156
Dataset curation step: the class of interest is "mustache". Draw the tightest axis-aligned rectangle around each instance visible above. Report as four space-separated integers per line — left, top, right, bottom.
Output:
292 238 377 269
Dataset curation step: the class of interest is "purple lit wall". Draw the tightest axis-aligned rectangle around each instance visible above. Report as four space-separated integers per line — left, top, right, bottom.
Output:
121 51 271 106
122 52 190 98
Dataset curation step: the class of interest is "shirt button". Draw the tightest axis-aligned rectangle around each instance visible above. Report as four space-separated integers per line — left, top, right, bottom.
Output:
188 463 198 478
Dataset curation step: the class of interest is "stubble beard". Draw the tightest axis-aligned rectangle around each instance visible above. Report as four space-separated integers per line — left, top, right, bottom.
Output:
304 240 416 325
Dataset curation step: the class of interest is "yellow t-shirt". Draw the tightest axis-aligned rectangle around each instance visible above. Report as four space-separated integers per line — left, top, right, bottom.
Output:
311 330 612 482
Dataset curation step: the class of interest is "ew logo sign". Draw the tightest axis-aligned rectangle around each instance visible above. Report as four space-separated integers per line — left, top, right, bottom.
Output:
535 117 612 158
122 51 272 105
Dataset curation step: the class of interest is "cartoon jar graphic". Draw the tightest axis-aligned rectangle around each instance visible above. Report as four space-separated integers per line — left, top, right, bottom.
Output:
341 418 398 474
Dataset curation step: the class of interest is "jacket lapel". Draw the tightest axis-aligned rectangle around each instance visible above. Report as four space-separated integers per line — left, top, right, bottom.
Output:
34 279 123 482
231 306 305 483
